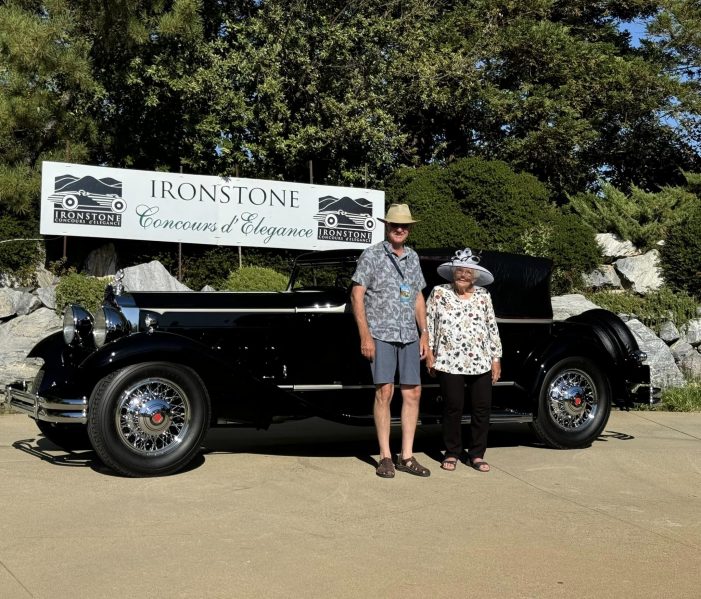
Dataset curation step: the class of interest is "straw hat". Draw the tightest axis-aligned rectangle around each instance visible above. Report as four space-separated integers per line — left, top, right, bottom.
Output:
437 248 494 287
378 203 419 224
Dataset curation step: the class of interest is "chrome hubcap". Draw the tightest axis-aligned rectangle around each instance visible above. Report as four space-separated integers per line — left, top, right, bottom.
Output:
116 378 190 455
547 369 598 431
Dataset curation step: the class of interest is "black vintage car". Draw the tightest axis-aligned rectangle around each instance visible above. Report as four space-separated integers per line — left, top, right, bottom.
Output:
6 249 657 477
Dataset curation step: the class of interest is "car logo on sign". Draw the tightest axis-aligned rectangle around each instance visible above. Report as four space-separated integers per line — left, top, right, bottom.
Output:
314 195 374 243
50 174 125 227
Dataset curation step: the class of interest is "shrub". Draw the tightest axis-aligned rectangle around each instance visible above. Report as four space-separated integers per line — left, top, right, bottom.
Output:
182 246 241 290
520 212 601 295
385 157 600 293
182 247 297 290
569 183 698 251
55 272 109 315
640 382 701 412
660 203 701 299
0 214 42 284
384 163 484 250
585 288 699 334
222 266 289 291
386 158 558 252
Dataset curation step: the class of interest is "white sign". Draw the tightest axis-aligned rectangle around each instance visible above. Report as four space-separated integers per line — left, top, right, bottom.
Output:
40 162 384 250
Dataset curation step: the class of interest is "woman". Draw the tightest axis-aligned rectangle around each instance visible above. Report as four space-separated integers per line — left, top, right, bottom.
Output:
426 248 502 472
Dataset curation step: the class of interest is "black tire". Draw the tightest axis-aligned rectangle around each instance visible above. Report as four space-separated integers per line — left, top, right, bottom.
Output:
87 362 210 477
36 420 92 451
531 357 611 449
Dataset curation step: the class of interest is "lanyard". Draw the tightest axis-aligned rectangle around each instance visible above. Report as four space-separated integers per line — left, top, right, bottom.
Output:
384 244 406 280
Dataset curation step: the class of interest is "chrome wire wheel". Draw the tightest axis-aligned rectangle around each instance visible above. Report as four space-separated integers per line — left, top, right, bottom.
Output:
546 368 599 431
115 377 191 456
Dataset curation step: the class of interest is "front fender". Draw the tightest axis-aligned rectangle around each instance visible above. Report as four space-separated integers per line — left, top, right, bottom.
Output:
79 331 227 374
78 331 284 428
27 330 64 361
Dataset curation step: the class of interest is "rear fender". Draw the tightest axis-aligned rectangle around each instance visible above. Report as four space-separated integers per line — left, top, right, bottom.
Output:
517 336 612 415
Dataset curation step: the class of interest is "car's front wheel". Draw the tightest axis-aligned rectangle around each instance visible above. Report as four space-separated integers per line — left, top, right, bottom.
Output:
87 362 210 477
531 357 611 449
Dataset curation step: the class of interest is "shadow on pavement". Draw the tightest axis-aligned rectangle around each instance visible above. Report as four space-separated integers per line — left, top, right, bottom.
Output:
11 419 636 476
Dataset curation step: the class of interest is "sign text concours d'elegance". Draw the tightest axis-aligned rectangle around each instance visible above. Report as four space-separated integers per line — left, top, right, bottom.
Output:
39 162 384 250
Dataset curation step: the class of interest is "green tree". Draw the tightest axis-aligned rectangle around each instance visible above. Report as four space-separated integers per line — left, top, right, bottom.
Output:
570 181 700 249
0 0 101 217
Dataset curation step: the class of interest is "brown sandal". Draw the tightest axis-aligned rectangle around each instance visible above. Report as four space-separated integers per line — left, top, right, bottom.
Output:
376 457 395 478
396 456 431 477
470 459 490 473
441 457 458 471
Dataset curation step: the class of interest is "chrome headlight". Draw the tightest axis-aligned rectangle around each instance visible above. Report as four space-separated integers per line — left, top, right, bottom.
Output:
63 305 94 346
93 305 130 347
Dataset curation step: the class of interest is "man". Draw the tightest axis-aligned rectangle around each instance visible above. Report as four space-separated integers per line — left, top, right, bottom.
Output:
351 203 430 478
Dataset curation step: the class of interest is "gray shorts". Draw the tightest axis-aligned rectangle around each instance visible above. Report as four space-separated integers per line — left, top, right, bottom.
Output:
371 339 421 386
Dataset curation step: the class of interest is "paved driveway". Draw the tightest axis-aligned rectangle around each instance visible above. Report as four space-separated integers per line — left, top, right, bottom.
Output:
0 410 699 599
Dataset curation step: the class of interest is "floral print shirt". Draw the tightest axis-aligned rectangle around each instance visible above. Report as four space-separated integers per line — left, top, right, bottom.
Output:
426 283 502 375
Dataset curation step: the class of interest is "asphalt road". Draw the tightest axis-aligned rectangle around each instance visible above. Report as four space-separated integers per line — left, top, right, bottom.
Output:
0 410 700 599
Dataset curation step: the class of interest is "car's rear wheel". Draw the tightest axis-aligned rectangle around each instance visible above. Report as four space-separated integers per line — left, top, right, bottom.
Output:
36 420 92 451
531 357 611 449
88 362 210 477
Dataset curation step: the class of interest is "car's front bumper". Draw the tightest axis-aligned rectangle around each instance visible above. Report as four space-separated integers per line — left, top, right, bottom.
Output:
5 380 87 424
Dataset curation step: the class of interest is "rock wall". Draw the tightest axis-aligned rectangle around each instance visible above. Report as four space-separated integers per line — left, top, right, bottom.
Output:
0 261 189 412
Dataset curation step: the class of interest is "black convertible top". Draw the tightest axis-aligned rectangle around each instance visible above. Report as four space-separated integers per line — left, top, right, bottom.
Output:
295 248 554 320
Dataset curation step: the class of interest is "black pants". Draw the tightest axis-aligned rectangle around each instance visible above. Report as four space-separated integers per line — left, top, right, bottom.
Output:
437 370 492 461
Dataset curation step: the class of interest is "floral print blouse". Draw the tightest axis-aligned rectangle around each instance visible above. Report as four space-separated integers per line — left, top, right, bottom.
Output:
426 284 502 375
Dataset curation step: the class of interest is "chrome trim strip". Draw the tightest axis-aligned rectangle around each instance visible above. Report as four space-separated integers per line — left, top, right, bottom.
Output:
296 305 347 313
145 308 298 314
496 318 553 324
141 305 347 315
288 381 517 391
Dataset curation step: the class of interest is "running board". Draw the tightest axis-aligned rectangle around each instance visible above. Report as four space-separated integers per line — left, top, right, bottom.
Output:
390 414 533 425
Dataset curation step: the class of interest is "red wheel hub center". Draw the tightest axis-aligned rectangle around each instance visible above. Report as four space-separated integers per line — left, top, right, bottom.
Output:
573 395 583 407
151 412 164 425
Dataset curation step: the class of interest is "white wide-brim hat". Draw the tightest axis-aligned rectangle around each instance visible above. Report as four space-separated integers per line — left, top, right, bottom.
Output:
437 248 494 286
378 203 419 224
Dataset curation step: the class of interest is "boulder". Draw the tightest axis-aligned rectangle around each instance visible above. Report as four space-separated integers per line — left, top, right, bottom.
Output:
35 266 58 288
551 294 601 321
680 318 701 346
201 285 216 292
0 307 61 388
625 318 685 389
83 242 118 276
615 250 663 293
596 233 640 261
669 340 695 362
121 261 191 292
679 350 701 380
36 286 57 311
581 265 622 290
658 320 680 345
0 288 40 318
